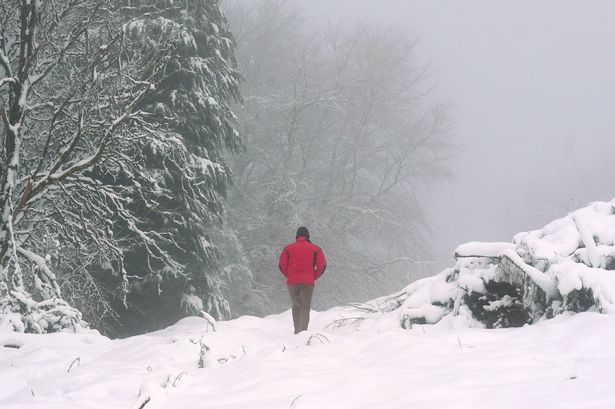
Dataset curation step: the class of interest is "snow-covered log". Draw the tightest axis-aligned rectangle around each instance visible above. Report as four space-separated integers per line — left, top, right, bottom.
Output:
350 199 615 329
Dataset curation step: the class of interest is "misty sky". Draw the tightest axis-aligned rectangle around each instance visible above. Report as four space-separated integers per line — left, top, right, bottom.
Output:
289 0 615 266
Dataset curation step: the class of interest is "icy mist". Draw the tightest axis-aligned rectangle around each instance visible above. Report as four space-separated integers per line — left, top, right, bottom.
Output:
217 0 615 316
288 0 615 267
1 0 614 336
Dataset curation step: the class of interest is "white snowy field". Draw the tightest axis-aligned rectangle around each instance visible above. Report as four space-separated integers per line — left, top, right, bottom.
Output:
2 307 615 409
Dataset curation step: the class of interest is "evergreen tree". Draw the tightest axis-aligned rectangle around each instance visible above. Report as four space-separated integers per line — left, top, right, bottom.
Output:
104 0 242 335
0 0 240 335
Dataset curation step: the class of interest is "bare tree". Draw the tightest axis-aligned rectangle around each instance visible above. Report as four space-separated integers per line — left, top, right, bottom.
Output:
221 0 451 316
0 0 167 332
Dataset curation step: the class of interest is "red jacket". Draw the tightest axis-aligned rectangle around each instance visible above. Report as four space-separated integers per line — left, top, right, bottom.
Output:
278 237 327 285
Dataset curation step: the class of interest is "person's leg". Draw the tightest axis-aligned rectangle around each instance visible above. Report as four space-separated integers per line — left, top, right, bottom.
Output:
297 285 314 332
287 285 302 334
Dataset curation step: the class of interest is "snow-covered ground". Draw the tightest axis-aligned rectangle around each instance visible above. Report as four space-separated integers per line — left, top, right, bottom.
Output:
4 199 615 408
2 307 615 409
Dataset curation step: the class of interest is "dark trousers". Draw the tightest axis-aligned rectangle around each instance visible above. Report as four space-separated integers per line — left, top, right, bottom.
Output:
287 284 314 334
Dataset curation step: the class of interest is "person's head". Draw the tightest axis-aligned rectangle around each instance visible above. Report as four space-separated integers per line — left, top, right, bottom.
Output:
296 226 310 240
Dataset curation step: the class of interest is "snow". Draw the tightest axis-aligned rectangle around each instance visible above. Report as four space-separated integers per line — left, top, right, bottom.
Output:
2 310 615 408
501 248 558 299
18 78 29 109
402 303 448 324
3 199 615 406
399 270 456 308
17 247 57 283
194 156 224 177
573 211 601 267
552 261 615 313
454 241 515 258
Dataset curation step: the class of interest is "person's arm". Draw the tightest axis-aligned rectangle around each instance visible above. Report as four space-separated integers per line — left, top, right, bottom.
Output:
278 247 289 277
314 247 326 279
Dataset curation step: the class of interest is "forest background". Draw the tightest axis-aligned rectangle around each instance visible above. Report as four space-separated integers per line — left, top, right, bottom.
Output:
0 0 457 337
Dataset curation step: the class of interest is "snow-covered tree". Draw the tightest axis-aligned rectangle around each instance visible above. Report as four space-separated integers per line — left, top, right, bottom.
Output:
0 0 169 332
1 0 241 335
92 0 242 334
221 0 451 316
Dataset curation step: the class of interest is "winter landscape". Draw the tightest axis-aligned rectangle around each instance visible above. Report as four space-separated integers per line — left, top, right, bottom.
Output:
2 0 615 408
3 199 615 408
2 314 615 409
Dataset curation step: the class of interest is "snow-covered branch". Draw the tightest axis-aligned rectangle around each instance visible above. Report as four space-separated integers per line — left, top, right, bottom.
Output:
0 76 16 88
2 0 243 334
0 0 172 333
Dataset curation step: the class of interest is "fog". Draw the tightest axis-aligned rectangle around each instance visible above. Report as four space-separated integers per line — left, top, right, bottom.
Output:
3 0 615 336
289 0 615 267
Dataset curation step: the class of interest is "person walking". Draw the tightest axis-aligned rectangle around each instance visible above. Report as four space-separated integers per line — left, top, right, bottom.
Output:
278 227 327 334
